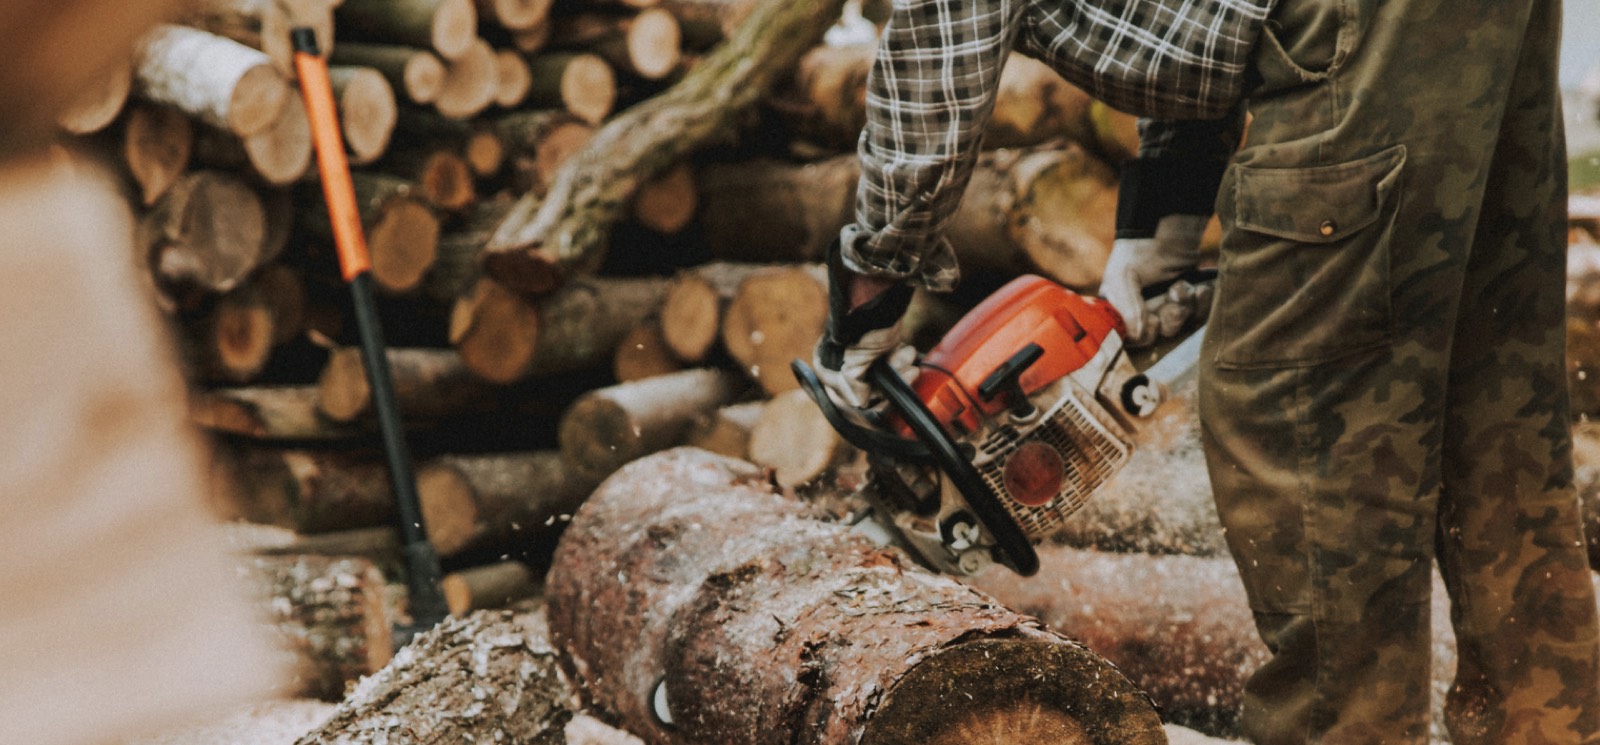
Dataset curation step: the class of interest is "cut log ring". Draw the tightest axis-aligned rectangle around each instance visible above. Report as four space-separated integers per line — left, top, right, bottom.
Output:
122 103 194 206
134 24 289 138
329 43 447 105
336 0 479 61
433 38 499 119
720 265 828 395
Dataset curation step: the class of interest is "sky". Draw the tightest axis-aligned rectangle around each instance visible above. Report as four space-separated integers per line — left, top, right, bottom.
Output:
1566 0 1600 88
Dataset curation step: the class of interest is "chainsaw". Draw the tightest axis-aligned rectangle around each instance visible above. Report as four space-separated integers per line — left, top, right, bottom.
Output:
792 272 1210 577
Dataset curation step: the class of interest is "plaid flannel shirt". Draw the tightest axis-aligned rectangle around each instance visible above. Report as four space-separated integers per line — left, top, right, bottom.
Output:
842 0 1272 290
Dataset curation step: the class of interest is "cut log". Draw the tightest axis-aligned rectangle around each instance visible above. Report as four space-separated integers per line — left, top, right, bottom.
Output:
657 0 756 51
495 109 597 196
720 263 828 395
392 109 507 177
510 21 553 53
613 320 683 381
631 161 696 233
329 43 447 105
415 451 598 559
748 388 853 487
441 561 540 614
294 609 576 744
335 0 480 61
658 261 770 363
191 385 368 441
56 60 132 134
182 0 337 76
557 368 745 483
257 263 310 346
121 103 194 206
481 0 849 294
522 53 617 125
296 174 442 293
246 554 394 701
475 0 554 31
549 8 682 81
176 279 277 383
133 24 289 137
207 443 398 533
370 147 477 213
684 399 765 459
229 93 314 186
450 274 671 383
546 448 1166 744
700 146 1120 291
432 37 500 119
141 169 269 297
329 66 398 165
493 48 535 107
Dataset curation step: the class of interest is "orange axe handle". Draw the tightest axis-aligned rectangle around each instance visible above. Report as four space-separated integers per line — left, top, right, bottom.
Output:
291 36 371 281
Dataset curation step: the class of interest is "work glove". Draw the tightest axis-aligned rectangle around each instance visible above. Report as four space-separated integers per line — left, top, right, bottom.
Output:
1099 213 1211 347
812 241 917 410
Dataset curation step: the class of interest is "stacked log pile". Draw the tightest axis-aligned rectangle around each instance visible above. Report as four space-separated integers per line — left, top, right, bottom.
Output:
79 0 1600 739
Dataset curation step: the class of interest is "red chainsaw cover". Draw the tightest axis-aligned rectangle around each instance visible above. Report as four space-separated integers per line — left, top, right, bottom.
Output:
913 275 1123 434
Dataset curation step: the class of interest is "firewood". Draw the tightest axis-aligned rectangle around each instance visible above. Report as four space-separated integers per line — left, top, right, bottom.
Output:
336 0 480 61
546 448 1166 744
631 161 696 233
56 60 132 134
549 8 682 81
557 368 745 483
182 0 337 75
657 0 756 51
433 37 501 119
419 199 507 305
684 399 765 459
495 109 597 195
294 609 576 744
329 43 447 105
207 442 399 533
192 93 314 187
296 173 442 293
141 169 270 297
416 451 599 558
699 145 1119 291
720 263 828 395
522 52 617 125
370 146 477 213
191 385 367 441
245 554 394 701
748 388 853 487
176 279 277 383
508 20 552 54
133 24 289 138
392 108 507 177
257 262 310 346
493 48 535 107
329 66 398 166
450 274 670 383
441 560 540 614
120 102 194 206
658 261 769 363
316 346 495 423
613 320 683 381
480 0 850 294
475 0 554 31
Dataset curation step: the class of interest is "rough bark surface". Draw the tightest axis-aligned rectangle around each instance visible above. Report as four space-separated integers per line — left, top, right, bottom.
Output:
557 368 746 484
415 450 599 558
546 448 1166 745
247 554 394 701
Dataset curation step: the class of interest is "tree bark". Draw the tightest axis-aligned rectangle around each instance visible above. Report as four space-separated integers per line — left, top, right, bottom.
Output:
329 43 447 105
522 53 617 125
546 448 1166 745
450 274 670 383
141 169 269 297
181 0 337 76
329 65 398 166
719 263 828 395
557 368 746 484
748 388 853 488
294 608 576 745
480 0 849 295
190 385 366 441
120 103 194 206
335 0 481 61
133 24 289 137
656 0 756 51
246 554 395 701
206 442 400 534
414 451 600 558
441 560 541 614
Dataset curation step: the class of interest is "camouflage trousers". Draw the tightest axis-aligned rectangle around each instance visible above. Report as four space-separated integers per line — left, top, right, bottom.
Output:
1198 0 1600 741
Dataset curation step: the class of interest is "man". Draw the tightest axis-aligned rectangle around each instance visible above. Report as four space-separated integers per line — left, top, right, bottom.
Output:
817 0 1600 741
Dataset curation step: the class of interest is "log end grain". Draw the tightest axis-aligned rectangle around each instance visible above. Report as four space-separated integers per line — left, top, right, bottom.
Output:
493 49 534 108
243 94 313 186
434 38 498 120
414 150 477 212
405 52 448 105
209 290 277 382
613 321 683 382
748 388 850 488
338 67 399 165
123 103 194 206
432 0 481 60
450 278 539 383
486 0 555 31
316 347 371 422
659 270 721 363
416 462 484 556
532 120 597 196
632 162 697 234
628 8 684 81
720 266 828 395
368 195 442 292
562 54 618 125
228 63 292 138
1006 146 1118 290
56 62 132 134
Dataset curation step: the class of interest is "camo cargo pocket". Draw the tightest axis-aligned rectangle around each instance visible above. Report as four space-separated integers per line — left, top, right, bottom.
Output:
1212 144 1406 369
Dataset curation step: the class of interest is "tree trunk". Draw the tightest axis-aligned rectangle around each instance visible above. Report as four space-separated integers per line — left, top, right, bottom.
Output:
613 320 684 382
522 53 618 125
748 388 853 488
246 554 395 701
719 263 827 395
557 369 745 484
141 169 269 297
480 0 850 294
450 274 670 383
684 399 765 459
335 0 481 61
120 103 194 206
699 146 1119 291
433 37 500 119
190 385 367 441
206 442 399 534
294 608 576 745
133 24 289 138
549 8 682 81
296 173 442 293
546 448 1166 745
414 451 600 558
329 66 398 166
316 346 491 423
329 43 448 105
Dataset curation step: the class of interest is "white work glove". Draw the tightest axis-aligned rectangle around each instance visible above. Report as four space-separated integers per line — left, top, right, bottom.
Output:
1099 213 1211 347
813 243 918 410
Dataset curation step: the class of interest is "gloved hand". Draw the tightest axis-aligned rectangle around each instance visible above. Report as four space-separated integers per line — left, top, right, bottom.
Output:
1099 213 1211 347
812 243 916 410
